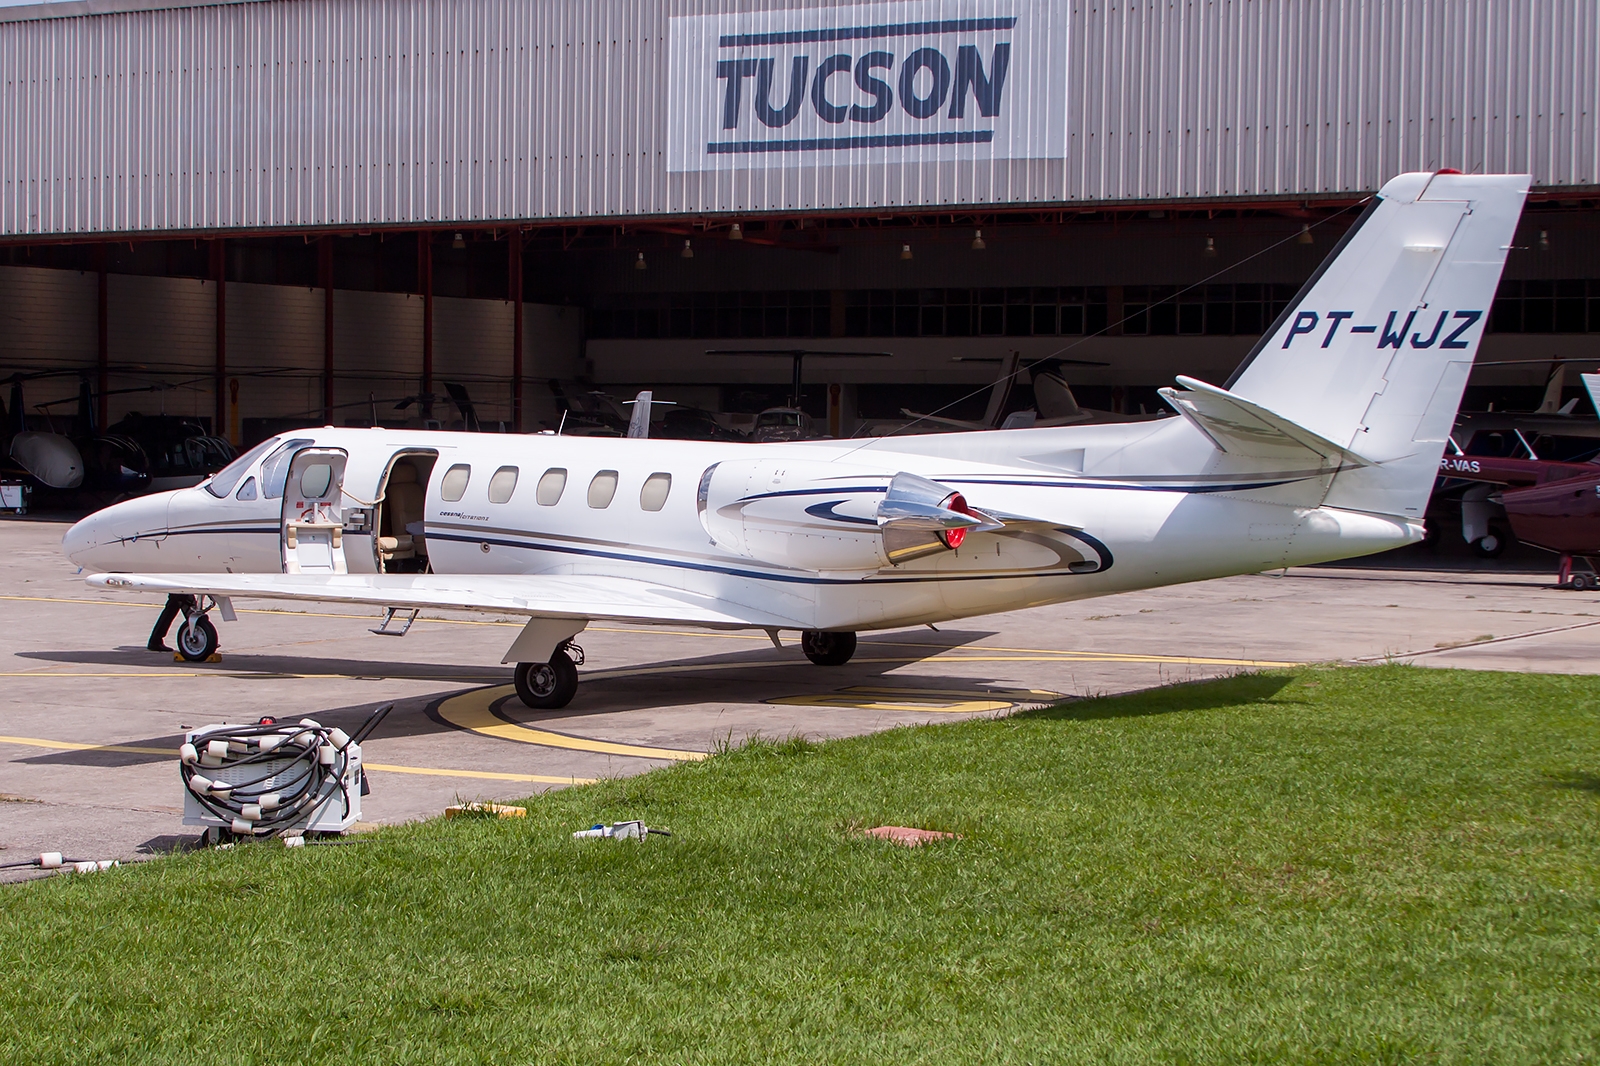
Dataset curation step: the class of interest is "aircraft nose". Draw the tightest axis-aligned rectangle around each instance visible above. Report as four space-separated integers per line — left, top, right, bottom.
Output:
62 493 171 571
61 513 99 564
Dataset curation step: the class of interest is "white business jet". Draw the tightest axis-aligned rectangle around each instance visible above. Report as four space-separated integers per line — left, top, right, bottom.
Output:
63 172 1527 710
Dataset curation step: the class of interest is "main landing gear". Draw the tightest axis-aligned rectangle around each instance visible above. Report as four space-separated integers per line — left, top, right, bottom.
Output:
800 630 857 666
514 640 583 709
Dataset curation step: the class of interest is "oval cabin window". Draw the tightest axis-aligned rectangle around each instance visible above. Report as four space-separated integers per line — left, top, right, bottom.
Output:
439 464 471 502
487 466 519 504
588 470 619 508
639 472 671 511
536 468 567 506
299 463 333 499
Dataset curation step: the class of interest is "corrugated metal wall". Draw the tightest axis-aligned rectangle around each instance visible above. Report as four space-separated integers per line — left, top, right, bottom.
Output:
1 0 1596 237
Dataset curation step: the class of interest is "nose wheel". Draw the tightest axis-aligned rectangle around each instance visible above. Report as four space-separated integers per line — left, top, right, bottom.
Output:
801 630 858 666
514 642 582 709
175 613 219 662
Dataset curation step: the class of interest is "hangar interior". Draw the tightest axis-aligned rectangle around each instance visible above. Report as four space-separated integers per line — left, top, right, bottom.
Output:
9 205 1600 447
3 0 1599 451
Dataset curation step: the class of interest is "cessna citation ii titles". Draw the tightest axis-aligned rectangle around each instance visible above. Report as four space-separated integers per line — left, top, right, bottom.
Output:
64 172 1527 709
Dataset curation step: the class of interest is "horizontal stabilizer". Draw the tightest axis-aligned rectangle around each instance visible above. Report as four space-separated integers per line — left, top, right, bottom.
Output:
1159 375 1374 468
86 572 803 629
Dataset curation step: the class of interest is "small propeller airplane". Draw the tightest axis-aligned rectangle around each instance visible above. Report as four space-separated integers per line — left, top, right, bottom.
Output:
64 172 1528 710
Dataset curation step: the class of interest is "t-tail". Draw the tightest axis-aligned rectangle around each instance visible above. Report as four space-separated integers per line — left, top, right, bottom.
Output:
1161 171 1530 519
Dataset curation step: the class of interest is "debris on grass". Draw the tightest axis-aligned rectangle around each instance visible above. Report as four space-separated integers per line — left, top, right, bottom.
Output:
572 820 670 840
446 802 527 819
860 826 959 847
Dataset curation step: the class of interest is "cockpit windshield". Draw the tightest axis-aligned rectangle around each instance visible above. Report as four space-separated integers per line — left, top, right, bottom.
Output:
204 437 280 499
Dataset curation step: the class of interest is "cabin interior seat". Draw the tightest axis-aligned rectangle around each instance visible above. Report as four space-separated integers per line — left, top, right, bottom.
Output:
378 462 425 563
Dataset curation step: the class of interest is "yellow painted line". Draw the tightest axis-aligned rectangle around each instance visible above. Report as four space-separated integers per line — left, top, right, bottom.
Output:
0 671 208 678
434 686 706 762
767 683 1064 714
768 694 1016 713
0 734 170 756
363 762 591 786
0 734 582 785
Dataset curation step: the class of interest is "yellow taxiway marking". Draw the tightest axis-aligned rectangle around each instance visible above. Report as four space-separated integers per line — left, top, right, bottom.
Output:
767 684 1064 714
0 734 584 785
433 687 706 762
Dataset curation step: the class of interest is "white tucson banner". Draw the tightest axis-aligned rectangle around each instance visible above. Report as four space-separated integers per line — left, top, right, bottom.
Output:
666 0 1066 172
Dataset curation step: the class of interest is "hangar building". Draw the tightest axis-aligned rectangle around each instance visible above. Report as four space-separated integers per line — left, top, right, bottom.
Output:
2 0 1598 444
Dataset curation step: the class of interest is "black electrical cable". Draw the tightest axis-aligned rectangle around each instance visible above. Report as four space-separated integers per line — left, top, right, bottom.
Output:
179 704 391 838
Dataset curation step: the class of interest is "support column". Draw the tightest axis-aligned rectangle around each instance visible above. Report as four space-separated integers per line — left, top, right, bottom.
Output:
510 233 524 432
418 233 433 421
94 244 108 431
212 239 226 434
320 236 334 424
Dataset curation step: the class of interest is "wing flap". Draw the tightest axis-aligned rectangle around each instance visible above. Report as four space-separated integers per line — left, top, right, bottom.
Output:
86 572 802 629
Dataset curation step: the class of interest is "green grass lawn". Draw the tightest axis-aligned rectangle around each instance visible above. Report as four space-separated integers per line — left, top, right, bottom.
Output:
3 666 1598 1064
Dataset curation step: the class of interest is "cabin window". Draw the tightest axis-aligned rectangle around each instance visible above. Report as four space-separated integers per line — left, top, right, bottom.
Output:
299 463 334 499
640 472 672 511
440 464 471 502
259 438 315 499
235 477 257 501
536 468 567 505
588 470 619 508
205 437 279 499
487 466 519 504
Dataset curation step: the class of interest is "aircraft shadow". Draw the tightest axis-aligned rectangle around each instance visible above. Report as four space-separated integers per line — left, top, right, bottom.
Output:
1021 672 1293 722
16 630 1012 766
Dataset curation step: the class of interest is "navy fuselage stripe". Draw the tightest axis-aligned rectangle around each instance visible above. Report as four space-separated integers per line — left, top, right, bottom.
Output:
425 531 1101 586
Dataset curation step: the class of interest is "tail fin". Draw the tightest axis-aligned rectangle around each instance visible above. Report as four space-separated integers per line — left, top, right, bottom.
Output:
1221 171 1529 517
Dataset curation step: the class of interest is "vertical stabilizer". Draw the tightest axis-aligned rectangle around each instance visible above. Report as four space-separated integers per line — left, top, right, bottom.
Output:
1224 172 1529 517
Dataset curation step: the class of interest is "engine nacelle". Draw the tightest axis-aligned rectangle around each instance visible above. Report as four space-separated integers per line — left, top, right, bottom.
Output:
697 460 994 572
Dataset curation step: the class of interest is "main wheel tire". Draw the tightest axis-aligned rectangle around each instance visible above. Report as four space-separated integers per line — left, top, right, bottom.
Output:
1471 533 1504 558
1569 572 1596 592
801 629 858 666
175 615 219 662
514 651 579 709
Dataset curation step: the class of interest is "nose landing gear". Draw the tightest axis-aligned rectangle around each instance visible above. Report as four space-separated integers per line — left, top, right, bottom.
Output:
514 640 583 709
175 613 220 662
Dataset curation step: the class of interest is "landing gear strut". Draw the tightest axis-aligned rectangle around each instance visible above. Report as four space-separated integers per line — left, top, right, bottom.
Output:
801 630 858 666
514 641 583 709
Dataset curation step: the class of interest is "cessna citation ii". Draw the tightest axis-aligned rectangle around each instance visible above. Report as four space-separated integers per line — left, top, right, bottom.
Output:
64 172 1527 710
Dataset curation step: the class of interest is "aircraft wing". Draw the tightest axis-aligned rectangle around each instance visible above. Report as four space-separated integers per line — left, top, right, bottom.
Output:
84 572 803 629
1159 375 1374 468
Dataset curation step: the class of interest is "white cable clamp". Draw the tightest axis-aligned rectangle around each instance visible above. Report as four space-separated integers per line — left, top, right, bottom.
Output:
179 742 199 764
39 852 63 869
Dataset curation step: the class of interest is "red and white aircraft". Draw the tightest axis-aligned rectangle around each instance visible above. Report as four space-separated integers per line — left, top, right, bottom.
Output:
64 172 1528 708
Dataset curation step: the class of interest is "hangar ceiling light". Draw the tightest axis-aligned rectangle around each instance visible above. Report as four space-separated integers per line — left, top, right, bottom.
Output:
681 240 694 258
900 243 913 261
452 232 465 249
971 229 986 250
635 251 647 271
1297 223 1314 245
729 223 743 240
